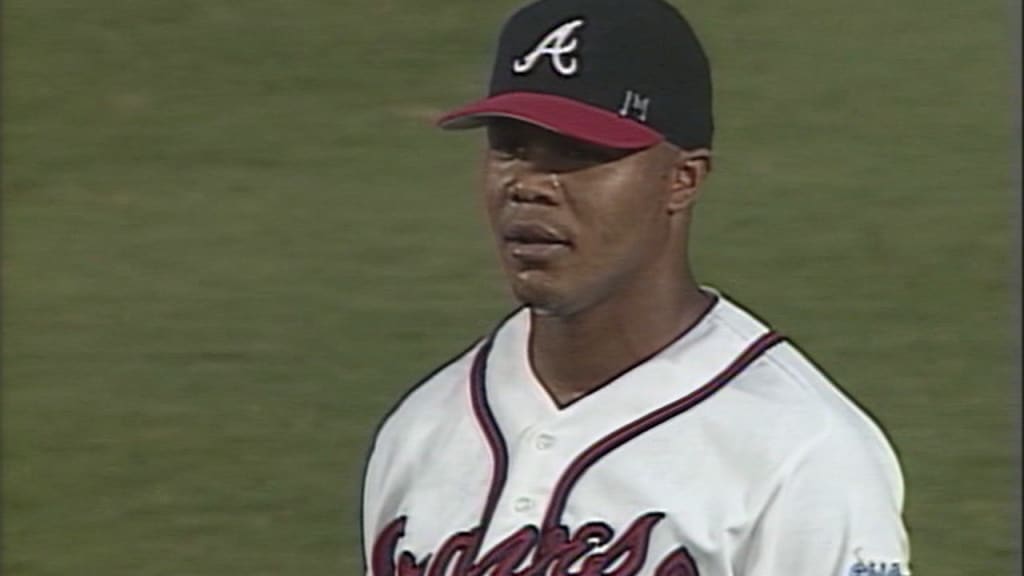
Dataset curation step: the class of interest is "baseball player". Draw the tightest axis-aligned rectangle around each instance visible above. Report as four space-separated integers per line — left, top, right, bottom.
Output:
361 0 911 574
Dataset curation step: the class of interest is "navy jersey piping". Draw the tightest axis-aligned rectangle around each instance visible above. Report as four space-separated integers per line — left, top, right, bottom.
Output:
542 291 720 411
468 334 509 532
467 311 784 544
540 330 786 530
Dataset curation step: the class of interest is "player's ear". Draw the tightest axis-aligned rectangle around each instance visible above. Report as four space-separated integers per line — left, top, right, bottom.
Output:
666 147 711 214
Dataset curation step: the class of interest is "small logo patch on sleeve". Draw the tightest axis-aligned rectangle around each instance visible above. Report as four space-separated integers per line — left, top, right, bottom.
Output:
849 559 905 576
849 549 906 576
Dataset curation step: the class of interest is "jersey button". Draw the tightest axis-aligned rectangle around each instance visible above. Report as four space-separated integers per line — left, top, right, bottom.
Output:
535 433 556 450
513 497 534 512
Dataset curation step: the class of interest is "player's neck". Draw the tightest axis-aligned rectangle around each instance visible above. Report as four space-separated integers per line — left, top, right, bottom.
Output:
527 271 713 408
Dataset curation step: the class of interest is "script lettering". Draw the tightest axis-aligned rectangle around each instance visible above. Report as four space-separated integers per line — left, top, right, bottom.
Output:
371 513 700 576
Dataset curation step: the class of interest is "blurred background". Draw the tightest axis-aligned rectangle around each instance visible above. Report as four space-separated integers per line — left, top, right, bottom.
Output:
1 1 1017 574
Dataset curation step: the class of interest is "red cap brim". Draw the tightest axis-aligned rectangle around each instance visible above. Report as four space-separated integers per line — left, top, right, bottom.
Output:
436 92 663 150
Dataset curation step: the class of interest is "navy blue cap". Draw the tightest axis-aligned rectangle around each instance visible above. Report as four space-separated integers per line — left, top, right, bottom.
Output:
439 0 714 150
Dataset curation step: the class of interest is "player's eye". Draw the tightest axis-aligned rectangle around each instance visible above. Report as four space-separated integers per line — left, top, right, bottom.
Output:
490 143 526 160
556 141 624 166
562 145 596 161
487 127 526 159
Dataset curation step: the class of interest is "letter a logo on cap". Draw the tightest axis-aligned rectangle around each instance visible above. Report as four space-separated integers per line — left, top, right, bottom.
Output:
512 19 585 77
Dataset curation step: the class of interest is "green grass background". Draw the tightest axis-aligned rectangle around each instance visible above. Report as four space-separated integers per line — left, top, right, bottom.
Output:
1 0 1016 574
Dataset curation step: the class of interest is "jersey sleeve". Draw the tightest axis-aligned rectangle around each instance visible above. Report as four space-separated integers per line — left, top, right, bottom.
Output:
740 421 911 576
361 437 381 575
361 420 395 576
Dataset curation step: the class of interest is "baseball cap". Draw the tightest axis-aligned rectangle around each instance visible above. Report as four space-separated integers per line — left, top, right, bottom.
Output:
437 0 713 150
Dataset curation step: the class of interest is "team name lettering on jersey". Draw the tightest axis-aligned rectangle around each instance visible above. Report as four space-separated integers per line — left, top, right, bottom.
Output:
512 19 585 76
372 512 699 575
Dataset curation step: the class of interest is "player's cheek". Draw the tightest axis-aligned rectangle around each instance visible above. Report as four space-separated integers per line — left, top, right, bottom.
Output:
481 181 505 230
480 158 505 194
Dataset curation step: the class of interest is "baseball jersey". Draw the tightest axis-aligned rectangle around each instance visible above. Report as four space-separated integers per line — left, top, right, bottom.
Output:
361 289 911 575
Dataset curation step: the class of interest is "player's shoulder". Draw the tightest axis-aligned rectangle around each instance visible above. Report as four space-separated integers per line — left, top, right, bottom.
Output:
368 307 524 446
371 336 484 445
708 289 901 467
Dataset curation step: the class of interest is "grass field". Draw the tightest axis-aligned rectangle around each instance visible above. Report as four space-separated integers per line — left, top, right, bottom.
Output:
1 0 1016 574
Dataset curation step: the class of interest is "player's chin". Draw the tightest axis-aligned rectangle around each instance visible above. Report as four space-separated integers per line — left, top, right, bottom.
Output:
506 270 570 314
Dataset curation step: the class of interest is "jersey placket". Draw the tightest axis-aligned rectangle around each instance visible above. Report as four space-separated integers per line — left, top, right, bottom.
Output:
475 311 568 551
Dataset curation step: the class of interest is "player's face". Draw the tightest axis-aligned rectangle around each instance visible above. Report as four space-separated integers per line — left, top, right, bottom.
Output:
483 119 684 316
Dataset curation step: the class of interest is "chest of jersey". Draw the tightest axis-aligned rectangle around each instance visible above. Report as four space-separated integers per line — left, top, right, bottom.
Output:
371 414 759 575
369 326 784 575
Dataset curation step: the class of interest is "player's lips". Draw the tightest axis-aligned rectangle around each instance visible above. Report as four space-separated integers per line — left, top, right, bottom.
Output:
501 221 572 262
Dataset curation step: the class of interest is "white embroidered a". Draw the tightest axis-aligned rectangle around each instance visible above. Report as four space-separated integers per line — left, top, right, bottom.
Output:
618 90 651 122
512 19 585 76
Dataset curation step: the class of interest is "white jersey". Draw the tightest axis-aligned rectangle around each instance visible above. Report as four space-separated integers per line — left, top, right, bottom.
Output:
361 290 911 575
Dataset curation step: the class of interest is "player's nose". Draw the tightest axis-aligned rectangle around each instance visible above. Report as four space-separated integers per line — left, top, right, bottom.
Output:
508 171 561 206
509 175 561 206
